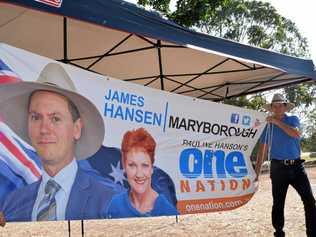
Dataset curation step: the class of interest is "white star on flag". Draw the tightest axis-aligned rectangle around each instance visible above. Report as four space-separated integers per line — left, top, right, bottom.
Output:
109 161 126 185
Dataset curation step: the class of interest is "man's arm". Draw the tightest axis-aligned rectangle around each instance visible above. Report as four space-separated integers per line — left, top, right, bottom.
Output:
255 143 268 178
267 116 300 138
0 212 5 227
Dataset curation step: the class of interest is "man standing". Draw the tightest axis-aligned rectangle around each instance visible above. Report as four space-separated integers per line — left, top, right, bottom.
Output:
256 93 316 237
0 63 117 222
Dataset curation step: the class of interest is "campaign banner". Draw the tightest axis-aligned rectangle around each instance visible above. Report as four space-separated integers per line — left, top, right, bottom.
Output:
0 43 266 221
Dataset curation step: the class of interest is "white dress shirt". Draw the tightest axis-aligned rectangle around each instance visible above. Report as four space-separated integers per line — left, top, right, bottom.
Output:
32 159 78 221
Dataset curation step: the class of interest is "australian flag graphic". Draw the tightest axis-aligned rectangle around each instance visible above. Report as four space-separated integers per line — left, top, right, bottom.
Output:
87 146 178 206
0 59 22 84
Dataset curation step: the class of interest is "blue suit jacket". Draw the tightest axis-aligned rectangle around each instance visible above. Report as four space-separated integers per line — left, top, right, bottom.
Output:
0 167 117 221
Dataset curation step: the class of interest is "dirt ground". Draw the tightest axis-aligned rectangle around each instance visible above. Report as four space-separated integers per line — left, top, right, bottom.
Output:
1 167 315 237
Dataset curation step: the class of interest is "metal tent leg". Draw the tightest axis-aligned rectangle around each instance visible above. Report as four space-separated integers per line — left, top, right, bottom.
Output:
68 220 71 237
81 219 85 237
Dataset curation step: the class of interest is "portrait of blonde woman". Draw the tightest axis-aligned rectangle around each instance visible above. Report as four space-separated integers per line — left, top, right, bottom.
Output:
105 128 178 218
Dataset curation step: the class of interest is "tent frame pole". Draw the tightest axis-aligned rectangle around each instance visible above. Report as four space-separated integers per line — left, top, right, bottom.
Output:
55 27 313 101
63 17 68 63
157 40 164 90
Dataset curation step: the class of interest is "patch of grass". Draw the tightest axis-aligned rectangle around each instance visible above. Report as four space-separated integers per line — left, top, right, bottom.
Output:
301 152 316 161
304 156 316 161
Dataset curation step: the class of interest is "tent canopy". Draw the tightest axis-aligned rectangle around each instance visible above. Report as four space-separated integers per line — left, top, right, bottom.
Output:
1 0 316 101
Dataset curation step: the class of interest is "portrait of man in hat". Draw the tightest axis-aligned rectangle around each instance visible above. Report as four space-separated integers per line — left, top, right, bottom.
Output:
255 93 316 237
0 63 117 222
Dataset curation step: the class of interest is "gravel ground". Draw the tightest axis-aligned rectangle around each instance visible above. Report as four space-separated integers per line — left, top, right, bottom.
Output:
1 167 315 237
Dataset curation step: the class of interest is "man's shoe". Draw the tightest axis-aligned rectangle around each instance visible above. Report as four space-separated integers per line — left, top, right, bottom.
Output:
273 230 285 237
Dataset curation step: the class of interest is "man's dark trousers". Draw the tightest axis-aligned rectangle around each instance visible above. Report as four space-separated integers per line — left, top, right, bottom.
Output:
270 160 316 237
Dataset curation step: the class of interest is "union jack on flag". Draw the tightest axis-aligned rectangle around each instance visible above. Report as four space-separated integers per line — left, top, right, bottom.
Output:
35 0 63 8
0 121 41 185
0 59 21 84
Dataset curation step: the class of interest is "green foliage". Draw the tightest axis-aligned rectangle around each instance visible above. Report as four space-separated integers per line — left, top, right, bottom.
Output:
138 0 171 13
301 108 316 151
171 0 227 27
138 0 316 149
284 83 316 108
138 0 313 107
139 0 310 58
301 133 316 152
224 94 267 111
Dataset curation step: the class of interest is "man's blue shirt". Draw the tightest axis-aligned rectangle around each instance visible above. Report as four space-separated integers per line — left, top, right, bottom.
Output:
259 114 300 160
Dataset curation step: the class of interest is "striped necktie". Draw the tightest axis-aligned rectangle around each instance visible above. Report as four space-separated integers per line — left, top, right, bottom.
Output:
37 179 61 221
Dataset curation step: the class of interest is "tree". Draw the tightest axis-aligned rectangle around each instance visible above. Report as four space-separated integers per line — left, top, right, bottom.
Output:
300 108 316 151
138 0 172 13
284 83 316 108
138 0 309 57
223 94 267 110
138 0 316 151
137 0 314 110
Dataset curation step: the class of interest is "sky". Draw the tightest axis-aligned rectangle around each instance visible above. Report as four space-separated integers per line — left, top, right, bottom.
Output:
261 0 316 63
127 0 316 64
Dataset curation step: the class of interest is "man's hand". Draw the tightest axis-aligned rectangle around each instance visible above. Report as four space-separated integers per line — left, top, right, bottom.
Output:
266 116 279 125
266 116 300 138
0 212 6 227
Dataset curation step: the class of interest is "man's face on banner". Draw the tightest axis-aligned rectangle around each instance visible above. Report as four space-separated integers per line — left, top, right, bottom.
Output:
28 91 82 168
124 148 153 195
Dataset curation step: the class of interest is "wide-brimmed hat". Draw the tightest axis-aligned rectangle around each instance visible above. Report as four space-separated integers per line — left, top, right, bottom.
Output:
0 63 104 160
263 93 295 112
